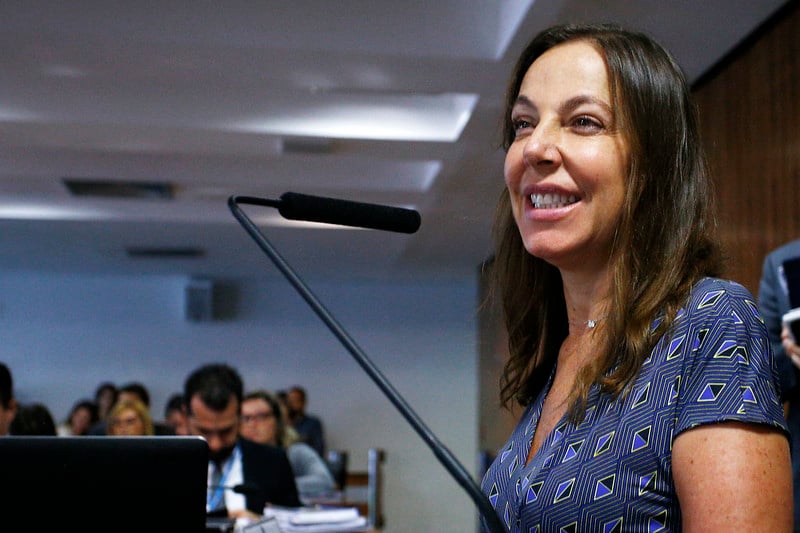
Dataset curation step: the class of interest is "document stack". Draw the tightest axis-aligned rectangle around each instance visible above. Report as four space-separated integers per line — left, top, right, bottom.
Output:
262 506 369 533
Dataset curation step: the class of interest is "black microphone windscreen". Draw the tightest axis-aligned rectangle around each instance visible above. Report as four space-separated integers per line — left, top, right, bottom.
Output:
232 482 262 496
277 192 421 234
209 483 263 497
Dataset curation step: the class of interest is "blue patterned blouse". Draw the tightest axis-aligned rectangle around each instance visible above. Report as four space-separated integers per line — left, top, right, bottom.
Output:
480 277 788 532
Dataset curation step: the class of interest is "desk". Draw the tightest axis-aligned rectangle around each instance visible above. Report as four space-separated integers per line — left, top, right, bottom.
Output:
306 485 370 517
207 515 380 533
314 448 385 529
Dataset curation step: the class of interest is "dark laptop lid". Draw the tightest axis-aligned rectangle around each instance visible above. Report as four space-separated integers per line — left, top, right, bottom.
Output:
0 436 209 532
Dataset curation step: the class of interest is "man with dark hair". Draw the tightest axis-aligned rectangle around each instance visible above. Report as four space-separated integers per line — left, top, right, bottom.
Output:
0 362 17 436
10 402 57 435
286 385 326 457
118 381 150 407
184 363 300 519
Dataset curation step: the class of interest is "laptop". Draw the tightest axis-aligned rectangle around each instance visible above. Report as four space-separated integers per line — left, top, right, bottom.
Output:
0 436 209 532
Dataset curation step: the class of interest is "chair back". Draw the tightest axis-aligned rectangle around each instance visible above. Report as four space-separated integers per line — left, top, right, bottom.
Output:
325 448 349 490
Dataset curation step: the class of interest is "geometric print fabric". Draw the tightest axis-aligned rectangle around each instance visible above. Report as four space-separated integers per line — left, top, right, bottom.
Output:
480 278 788 532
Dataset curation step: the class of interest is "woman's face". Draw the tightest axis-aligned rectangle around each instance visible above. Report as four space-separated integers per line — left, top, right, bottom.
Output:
108 407 145 436
239 397 277 445
70 406 93 435
166 408 190 436
97 389 116 417
504 40 629 272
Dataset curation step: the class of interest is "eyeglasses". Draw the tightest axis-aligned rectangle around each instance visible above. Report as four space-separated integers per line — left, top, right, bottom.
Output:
240 412 274 424
109 415 141 427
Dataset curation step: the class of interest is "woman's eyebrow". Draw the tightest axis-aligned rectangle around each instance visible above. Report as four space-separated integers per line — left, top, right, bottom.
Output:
558 94 612 115
512 94 611 115
512 94 535 111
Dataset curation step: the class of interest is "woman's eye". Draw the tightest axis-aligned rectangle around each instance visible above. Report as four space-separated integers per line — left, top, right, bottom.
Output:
573 116 602 131
512 118 532 133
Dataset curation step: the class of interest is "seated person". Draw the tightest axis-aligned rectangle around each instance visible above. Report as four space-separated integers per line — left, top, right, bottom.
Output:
286 385 326 457
93 381 118 423
184 363 300 520
10 402 57 436
240 390 336 500
0 362 18 436
164 392 190 436
90 381 173 435
57 399 99 436
106 398 154 436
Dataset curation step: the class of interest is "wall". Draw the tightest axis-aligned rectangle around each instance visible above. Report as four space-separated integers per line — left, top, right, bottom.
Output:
0 271 482 533
694 0 800 295
477 260 520 460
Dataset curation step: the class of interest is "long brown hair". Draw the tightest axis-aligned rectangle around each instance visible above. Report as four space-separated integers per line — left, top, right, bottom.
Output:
243 390 299 448
492 23 723 420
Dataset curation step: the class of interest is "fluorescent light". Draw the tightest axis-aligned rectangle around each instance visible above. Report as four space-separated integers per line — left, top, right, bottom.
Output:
234 92 478 142
0 203 109 220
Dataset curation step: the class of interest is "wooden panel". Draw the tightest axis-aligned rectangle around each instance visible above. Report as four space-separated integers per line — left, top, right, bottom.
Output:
694 1 800 294
477 261 522 455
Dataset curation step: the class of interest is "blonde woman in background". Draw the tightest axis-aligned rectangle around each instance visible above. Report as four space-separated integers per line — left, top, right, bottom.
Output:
107 398 154 436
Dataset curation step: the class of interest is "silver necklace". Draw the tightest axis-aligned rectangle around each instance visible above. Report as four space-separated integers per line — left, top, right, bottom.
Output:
568 315 607 329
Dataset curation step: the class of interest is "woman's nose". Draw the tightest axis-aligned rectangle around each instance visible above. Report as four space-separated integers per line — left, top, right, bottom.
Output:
522 122 561 167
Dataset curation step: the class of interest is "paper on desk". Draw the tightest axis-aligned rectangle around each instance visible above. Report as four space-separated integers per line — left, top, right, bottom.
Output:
290 507 360 525
263 506 369 533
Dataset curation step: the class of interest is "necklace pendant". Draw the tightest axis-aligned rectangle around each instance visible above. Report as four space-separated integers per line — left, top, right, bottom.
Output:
587 319 596 328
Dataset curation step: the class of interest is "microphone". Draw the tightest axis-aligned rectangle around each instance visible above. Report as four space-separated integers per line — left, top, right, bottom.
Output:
232 192 421 234
228 194 506 533
208 483 262 496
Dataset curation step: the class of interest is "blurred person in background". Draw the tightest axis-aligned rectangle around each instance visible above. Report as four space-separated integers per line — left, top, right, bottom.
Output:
10 402 57 436
241 390 335 500
0 362 17 436
93 381 118 423
90 381 172 435
758 238 800 528
57 399 99 436
164 392 190 436
107 398 154 436
286 385 325 457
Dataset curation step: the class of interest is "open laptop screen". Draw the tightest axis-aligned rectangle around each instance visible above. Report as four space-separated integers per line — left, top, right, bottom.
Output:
0 436 209 532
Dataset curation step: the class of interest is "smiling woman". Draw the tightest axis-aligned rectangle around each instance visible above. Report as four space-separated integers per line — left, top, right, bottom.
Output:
504 40 628 273
481 22 792 532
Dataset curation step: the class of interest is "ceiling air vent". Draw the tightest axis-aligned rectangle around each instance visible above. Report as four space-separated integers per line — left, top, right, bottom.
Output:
126 247 205 258
62 178 175 199
280 137 333 155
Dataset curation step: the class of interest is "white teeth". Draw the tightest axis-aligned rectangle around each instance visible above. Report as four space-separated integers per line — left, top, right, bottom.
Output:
530 193 578 209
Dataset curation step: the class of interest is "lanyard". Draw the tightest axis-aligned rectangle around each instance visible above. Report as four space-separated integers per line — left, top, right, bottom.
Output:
207 444 241 511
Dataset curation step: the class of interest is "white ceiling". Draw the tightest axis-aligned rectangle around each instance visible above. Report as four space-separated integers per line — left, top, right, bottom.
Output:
0 0 788 282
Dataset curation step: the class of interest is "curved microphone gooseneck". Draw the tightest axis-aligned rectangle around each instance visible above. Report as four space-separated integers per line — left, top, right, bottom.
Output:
228 193 505 533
